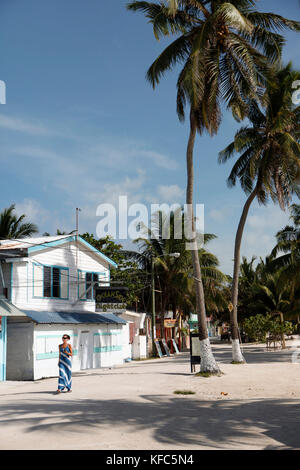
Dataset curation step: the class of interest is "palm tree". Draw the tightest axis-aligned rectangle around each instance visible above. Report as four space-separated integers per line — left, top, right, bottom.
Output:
271 204 300 289
127 0 299 371
0 204 38 239
132 208 227 334
248 260 295 349
270 204 300 321
219 63 300 362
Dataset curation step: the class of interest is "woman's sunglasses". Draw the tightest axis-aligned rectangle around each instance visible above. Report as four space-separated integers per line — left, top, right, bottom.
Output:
62 336 68 340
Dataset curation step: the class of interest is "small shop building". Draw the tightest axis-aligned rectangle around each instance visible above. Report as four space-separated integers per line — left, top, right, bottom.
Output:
119 310 147 361
0 235 145 381
6 310 126 381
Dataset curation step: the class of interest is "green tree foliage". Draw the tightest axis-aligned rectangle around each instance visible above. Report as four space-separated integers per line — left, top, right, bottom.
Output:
244 314 294 343
219 63 300 344
80 233 145 307
130 208 228 320
0 204 38 239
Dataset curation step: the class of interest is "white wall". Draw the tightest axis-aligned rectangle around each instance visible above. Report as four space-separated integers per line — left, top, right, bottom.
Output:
33 323 125 381
121 322 132 361
120 312 147 360
10 241 110 312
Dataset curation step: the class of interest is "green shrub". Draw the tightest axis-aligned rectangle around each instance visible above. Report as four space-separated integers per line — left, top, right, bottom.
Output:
244 314 294 343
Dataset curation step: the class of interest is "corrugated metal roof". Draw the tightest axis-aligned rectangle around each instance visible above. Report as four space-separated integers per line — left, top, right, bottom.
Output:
98 312 127 325
0 296 27 317
0 235 70 251
22 310 127 325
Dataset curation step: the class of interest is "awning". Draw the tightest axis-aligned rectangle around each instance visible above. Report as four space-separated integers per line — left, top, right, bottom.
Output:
22 310 127 325
0 296 27 317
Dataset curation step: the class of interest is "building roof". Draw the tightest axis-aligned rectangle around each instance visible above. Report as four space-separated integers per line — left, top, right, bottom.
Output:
0 235 117 268
0 296 27 317
22 310 127 325
0 235 70 250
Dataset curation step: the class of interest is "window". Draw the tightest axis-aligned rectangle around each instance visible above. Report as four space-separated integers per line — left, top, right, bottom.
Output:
33 264 69 299
78 271 105 301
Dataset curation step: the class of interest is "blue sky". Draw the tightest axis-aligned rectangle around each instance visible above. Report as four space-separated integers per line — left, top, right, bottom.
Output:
0 0 299 274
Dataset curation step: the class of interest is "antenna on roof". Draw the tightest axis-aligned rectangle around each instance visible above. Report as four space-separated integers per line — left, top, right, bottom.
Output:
76 208 82 240
75 208 82 268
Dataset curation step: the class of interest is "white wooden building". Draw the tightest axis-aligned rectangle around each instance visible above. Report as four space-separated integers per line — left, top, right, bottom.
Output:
0 235 143 380
120 311 147 361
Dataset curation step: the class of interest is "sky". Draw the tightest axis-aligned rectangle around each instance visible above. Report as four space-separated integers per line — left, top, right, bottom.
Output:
0 0 299 274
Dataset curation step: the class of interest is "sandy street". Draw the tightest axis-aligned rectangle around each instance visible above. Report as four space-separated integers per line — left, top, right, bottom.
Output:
0 342 299 450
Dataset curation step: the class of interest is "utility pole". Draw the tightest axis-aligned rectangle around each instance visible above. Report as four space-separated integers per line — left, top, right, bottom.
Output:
75 208 81 274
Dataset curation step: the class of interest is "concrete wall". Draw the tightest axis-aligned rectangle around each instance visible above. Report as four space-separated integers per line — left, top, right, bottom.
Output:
121 322 132 361
6 321 34 381
120 312 147 360
33 323 125 381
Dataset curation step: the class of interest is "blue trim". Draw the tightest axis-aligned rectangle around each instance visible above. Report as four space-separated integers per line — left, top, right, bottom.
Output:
94 331 121 336
94 346 122 353
36 334 78 339
10 263 13 302
32 263 69 300
78 269 107 302
36 349 78 361
78 236 118 268
28 235 117 268
28 236 75 253
0 317 7 381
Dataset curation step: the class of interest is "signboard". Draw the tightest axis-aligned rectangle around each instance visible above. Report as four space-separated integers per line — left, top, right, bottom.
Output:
154 339 164 358
164 319 177 328
95 287 128 313
190 333 201 373
188 321 198 330
161 338 171 357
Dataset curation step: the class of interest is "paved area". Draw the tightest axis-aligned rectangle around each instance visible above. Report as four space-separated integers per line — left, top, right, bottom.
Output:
0 343 300 450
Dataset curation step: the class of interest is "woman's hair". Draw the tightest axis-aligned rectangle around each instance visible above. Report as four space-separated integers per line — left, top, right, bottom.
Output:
63 334 71 340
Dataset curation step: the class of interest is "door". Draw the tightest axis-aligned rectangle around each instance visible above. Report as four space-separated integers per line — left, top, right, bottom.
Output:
79 331 90 370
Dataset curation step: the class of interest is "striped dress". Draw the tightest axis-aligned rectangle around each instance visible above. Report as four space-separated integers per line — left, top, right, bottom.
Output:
58 345 72 391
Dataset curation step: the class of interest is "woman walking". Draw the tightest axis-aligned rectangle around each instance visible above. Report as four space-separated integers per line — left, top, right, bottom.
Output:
56 334 73 394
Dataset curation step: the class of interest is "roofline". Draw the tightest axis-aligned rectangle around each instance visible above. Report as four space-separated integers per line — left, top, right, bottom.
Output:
77 236 118 268
27 235 118 268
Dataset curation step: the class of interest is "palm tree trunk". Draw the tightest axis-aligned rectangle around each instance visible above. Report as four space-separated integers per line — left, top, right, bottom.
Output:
186 111 219 374
231 186 258 363
279 312 286 350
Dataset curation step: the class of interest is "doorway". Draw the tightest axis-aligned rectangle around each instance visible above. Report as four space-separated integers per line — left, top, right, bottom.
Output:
79 331 91 370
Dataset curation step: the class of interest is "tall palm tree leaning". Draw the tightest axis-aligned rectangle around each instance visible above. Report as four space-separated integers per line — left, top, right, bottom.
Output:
219 63 300 362
270 203 300 320
127 0 300 372
0 204 38 239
